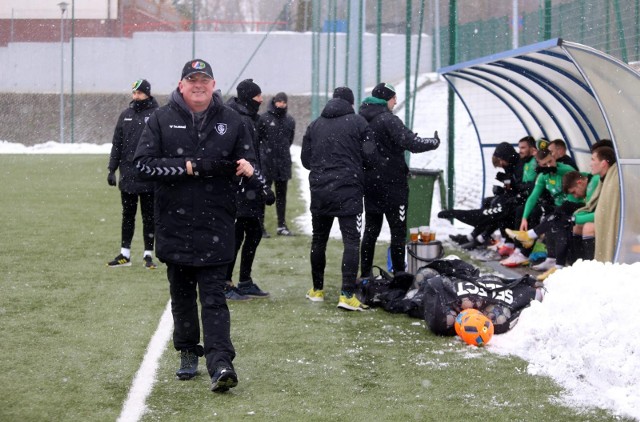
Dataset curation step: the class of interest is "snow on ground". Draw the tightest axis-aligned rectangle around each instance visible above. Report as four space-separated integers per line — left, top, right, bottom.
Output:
2 79 639 420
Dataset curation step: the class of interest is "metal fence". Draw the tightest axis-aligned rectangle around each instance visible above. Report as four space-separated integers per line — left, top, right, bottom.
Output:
441 0 640 66
2 0 639 146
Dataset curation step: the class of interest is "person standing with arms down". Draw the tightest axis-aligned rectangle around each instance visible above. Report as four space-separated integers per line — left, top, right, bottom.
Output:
301 87 379 311
134 59 255 393
258 92 296 236
359 83 440 279
106 79 159 269
225 79 275 299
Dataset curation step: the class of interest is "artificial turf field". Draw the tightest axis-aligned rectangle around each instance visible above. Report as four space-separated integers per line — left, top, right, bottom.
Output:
0 155 625 421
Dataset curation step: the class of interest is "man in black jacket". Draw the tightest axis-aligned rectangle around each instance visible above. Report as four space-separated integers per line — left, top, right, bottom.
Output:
107 79 159 269
301 87 378 311
225 79 275 299
438 142 529 255
134 59 255 393
359 82 440 278
258 92 296 236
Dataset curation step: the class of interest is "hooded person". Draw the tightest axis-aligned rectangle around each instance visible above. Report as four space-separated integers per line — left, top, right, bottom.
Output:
301 87 380 311
439 141 532 251
257 91 296 236
358 82 440 279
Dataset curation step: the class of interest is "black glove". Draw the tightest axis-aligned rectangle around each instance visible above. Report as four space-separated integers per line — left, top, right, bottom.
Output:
495 172 508 182
263 186 276 205
492 185 505 196
107 171 117 186
433 130 440 141
191 159 236 177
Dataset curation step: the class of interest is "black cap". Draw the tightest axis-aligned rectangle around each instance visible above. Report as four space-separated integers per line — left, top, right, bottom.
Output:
273 92 288 103
132 79 151 96
372 82 396 101
237 79 262 101
181 59 214 80
332 86 354 105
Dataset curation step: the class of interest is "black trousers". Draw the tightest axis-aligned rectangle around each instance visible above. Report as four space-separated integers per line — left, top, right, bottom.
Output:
360 208 407 277
167 263 235 376
120 191 154 251
270 180 288 227
310 214 361 293
533 203 581 266
447 195 519 240
226 217 262 282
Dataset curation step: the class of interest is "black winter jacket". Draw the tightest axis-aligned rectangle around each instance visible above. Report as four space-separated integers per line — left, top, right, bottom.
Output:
108 97 159 194
133 89 255 266
258 100 296 181
226 97 268 218
301 98 378 217
359 98 440 213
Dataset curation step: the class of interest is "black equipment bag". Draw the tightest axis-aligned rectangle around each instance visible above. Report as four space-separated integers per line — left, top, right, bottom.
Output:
422 259 540 335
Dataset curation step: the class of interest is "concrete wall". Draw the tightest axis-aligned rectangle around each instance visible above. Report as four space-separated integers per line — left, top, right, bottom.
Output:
0 31 432 95
0 31 432 145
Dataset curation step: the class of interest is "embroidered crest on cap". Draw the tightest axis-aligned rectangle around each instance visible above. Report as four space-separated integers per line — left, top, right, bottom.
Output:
192 61 206 70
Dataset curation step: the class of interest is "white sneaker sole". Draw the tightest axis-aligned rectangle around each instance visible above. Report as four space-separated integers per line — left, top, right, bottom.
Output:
306 295 324 302
337 302 364 311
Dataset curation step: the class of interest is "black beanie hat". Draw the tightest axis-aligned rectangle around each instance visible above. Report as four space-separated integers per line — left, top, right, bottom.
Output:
132 79 151 97
181 59 214 80
273 92 288 103
333 86 354 105
237 79 262 101
493 142 518 163
372 82 396 101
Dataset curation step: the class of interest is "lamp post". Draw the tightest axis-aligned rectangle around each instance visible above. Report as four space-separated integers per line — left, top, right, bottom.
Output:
58 2 68 144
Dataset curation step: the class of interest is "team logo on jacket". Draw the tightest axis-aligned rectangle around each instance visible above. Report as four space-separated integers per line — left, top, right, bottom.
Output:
144 116 150 123
215 123 228 135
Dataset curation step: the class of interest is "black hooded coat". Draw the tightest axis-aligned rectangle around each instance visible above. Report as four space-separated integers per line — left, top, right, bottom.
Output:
301 98 379 216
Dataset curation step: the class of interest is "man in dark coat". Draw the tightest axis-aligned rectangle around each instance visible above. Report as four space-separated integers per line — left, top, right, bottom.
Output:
358 82 440 278
107 79 159 269
225 79 275 299
301 87 379 311
438 142 527 250
258 92 296 236
134 59 256 393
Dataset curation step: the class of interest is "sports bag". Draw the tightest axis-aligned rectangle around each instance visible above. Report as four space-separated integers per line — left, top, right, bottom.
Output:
422 259 541 335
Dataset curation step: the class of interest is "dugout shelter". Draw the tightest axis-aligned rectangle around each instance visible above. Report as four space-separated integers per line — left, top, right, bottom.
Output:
439 38 640 264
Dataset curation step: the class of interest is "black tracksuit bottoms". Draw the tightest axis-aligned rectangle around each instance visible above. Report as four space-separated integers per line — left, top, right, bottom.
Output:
167 263 235 376
120 191 154 251
360 209 407 277
310 214 361 293
226 217 262 282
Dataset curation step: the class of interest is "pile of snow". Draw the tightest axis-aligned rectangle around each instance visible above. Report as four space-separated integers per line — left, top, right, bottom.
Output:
491 260 640 419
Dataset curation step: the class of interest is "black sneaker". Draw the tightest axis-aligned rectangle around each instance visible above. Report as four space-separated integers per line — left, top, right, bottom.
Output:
176 350 198 380
461 239 481 250
277 226 294 236
237 281 270 298
449 234 470 245
143 255 157 270
224 283 252 301
211 366 238 392
107 254 131 267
